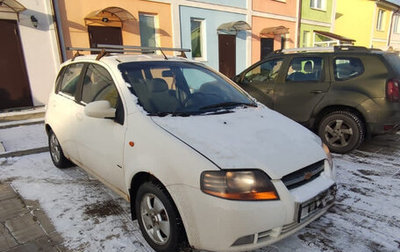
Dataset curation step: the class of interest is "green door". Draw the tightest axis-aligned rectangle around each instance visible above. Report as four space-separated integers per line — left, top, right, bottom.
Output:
273 56 330 123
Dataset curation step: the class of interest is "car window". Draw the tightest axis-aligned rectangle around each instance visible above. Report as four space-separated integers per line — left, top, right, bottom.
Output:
59 63 84 97
81 64 119 108
286 57 323 82
118 61 255 115
334 58 364 81
243 59 283 83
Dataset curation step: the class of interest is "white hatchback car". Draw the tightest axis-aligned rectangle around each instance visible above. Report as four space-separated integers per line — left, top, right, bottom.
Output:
45 49 336 252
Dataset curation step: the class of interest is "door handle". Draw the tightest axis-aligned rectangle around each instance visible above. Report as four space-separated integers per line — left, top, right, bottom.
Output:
310 90 323 94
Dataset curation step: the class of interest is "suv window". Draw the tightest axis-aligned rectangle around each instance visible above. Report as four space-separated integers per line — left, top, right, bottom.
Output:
243 59 283 83
334 58 364 80
58 63 84 97
286 57 323 82
81 64 119 108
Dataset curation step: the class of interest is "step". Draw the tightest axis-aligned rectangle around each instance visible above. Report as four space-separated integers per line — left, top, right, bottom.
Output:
0 106 45 123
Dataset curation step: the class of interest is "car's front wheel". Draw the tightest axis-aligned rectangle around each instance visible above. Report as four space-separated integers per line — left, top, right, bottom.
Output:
135 181 186 252
318 111 365 154
48 130 73 168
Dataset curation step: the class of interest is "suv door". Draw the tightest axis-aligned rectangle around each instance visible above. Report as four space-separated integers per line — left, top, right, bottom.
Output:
73 63 126 191
274 55 330 123
237 58 284 108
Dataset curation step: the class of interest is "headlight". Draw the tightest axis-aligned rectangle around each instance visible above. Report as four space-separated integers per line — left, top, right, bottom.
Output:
322 143 333 168
200 170 279 201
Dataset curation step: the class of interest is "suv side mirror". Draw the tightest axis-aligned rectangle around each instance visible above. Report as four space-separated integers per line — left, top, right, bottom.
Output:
84 100 116 119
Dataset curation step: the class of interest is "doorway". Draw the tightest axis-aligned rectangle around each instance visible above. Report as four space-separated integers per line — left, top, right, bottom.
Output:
88 26 122 53
260 38 274 60
0 19 32 110
218 34 236 78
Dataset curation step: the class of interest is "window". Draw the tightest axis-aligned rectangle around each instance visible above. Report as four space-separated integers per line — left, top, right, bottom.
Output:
58 63 84 97
310 0 325 10
81 64 119 108
191 18 205 59
286 57 323 82
303 31 311 47
376 9 385 31
394 15 400 34
334 58 364 81
244 59 283 83
139 14 157 47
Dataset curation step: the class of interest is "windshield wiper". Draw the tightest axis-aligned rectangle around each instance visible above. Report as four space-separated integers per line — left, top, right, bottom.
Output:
200 102 257 111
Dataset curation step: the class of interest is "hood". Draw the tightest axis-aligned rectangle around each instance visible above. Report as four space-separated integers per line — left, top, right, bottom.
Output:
151 106 326 179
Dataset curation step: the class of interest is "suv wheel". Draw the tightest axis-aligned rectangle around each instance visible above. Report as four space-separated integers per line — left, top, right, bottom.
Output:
135 182 186 252
318 111 365 154
48 130 73 168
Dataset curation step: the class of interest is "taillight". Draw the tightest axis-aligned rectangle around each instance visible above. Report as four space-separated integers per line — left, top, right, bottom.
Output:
387 79 400 102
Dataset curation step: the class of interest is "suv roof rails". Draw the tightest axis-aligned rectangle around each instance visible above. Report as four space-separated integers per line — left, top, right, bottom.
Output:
275 45 372 55
67 44 191 61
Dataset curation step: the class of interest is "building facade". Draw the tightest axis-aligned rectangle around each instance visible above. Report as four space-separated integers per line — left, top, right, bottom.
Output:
0 0 61 109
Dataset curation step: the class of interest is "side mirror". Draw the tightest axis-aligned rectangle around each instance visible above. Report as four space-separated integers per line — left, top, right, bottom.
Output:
84 100 116 119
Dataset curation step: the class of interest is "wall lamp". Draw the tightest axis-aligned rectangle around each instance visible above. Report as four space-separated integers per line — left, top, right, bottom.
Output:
31 15 38 28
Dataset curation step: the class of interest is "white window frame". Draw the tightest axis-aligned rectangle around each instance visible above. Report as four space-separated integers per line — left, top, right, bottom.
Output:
190 18 207 61
376 9 385 31
394 15 400 34
139 13 159 48
310 0 326 11
303 31 311 47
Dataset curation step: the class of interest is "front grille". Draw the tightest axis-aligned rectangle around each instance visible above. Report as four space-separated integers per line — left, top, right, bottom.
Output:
282 160 325 190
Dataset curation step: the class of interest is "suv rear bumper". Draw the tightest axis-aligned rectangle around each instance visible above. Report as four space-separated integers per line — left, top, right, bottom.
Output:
358 98 400 135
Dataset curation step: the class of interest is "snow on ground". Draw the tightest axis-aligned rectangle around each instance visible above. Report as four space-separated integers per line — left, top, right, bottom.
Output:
1 132 400 251
0 124 47 152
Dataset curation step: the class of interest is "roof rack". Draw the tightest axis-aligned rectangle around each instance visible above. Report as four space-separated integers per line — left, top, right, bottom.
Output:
276 45 370 54
67 44 191 61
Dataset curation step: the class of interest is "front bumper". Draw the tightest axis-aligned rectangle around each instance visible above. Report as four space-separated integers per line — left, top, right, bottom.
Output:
168 175 336 252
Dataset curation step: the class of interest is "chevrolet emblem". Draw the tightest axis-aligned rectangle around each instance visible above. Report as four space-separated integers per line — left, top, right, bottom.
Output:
304 172 313 180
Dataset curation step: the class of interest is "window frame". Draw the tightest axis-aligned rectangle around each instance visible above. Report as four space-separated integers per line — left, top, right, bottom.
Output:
310 0 326 11
394 15 400 34
376 9 385 31
190 18 207 61
139 13 158 47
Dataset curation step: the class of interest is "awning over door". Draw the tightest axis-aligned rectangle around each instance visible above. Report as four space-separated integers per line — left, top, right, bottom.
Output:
0 0 26 20
260 26 289 37
313 30 355 46
217 21 251 32
85 7 135 27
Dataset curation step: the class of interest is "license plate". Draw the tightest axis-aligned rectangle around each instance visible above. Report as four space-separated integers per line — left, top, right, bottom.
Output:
297 185 337 223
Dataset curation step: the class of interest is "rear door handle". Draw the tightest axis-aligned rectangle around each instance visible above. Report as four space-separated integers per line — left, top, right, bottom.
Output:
310 90 323 94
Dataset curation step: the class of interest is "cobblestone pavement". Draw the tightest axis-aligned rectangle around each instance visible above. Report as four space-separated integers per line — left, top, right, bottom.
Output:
0 183 67 252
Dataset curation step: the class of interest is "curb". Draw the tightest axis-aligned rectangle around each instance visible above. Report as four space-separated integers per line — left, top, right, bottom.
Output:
0 119 44 130
0 147 49 159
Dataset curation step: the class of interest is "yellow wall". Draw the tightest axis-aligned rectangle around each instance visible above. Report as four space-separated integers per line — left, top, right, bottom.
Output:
58 0 173 58
334 0 375 47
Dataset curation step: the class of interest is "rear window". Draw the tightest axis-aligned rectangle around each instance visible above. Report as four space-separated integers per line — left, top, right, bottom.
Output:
58 63 84 97
383 53 400 74
334 58 364 81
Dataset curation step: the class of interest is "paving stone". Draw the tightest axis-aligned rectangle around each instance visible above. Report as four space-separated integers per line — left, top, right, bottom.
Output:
0 198 28 222
48 231 64 246
0 184 17 201
32 210 56 235
5 214 46 244
0 223 18 252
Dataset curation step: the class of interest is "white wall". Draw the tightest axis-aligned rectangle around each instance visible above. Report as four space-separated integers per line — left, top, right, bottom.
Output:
18 0 61 106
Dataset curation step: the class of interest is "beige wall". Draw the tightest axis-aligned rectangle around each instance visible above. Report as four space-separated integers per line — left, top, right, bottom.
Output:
58 0 173 58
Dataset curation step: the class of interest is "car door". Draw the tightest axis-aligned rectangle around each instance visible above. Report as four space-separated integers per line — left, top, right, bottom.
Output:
48 63 86 161
73 63 126 192
236 58 284 108
273 55 330 123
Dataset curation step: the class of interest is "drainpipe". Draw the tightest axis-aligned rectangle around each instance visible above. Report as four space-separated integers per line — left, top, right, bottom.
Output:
51 0 67 61
297 0 303 47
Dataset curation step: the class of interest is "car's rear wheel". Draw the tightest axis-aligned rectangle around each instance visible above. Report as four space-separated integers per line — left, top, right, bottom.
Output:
135 182 186 252
318 111 365 154
48 130 73 168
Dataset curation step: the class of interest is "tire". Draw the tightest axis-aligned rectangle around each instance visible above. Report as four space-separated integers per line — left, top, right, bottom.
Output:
48 130 73 168
318 111 365 154
135 182 186 252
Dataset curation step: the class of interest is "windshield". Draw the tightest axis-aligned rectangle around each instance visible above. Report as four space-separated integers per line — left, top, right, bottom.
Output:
118 61 256 116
